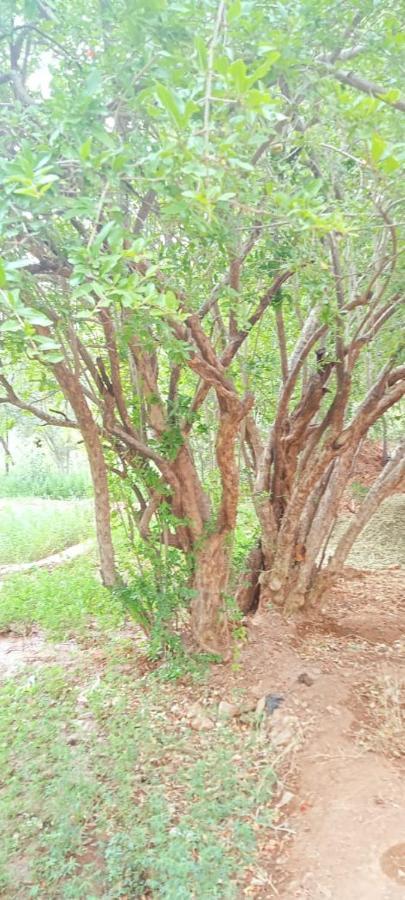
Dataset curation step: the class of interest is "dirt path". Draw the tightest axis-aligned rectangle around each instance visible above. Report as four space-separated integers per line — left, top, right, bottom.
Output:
206 563 405 898
0 539 93 580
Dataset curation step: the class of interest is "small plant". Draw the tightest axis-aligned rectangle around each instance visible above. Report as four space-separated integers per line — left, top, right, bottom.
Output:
350 481 370 501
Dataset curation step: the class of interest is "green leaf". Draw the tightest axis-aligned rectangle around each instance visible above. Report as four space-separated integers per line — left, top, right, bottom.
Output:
371 133 386 163
42 350 65 363
79 138 93 161
84 69 102 96
228 0 241 22
194 36 207 69
24 311 53 327
380 155 400 174
0 319 21 333
0 260 6 288
215 56 230 76
93 220 116 248
155 84 184 129
229 59 248 93
247 52 280 86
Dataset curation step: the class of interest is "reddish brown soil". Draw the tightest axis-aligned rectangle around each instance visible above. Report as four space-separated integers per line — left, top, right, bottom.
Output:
205 564 405 898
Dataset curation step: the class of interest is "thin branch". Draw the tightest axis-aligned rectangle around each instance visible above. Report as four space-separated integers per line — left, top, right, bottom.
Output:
320 63 405 113
275 305 289 383
203 0 226 154
0 375 77 428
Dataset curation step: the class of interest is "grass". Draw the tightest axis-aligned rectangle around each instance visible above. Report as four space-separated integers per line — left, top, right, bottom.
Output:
0 660 276 899
0 499 94 566
0 496 278 897
0 467 91 500
0 558 277 898
0 558 122 639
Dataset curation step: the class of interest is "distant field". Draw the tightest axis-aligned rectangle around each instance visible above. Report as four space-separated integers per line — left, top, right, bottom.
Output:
0 498 94 566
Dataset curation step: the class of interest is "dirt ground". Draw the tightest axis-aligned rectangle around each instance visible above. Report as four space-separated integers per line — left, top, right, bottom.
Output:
1 451 404 898
219 564 404 899
206 490 405 898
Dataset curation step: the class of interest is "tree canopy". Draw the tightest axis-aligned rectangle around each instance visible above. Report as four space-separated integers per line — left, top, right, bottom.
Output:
0 0 404 652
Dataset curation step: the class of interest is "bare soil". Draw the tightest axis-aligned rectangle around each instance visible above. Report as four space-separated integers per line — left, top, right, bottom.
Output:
206 488 405 897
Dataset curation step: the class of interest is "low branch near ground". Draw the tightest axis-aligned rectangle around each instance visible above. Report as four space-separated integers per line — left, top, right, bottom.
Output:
323 441 405 578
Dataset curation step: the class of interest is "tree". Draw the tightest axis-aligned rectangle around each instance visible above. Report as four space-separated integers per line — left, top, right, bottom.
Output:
0 0 403 651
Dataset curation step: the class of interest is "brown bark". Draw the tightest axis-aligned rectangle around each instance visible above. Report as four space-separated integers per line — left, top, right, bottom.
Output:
322 441 405 578
235 541 264 614
53 363 117 588
191 532 231 656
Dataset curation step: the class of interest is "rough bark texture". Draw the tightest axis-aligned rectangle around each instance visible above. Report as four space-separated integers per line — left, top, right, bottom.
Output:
235 541 264 614
192 533 231 656
238 273 404 617
53 363 117 588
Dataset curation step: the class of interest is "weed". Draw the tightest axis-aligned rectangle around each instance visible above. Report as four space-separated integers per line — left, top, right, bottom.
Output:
0 499 94 566
0 465 91 500
0 558 123 639
350 481 369 500
0 658 276 898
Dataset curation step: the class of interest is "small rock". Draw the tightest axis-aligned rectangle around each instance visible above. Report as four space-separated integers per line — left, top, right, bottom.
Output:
190 715 214 731
277 789 295 808
265 693 285 713
239 698 257 714
297 672 314 687
270 714 297 748
186 702 205 719
66 734 79 746
218 700 238 719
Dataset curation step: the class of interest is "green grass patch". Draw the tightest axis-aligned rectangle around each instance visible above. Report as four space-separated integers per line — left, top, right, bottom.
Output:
0 466 91 500
0 660 276 898
0 499 94 566
0 558 123 639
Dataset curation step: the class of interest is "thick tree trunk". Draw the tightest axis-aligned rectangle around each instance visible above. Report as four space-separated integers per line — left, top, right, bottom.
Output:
87 435 117 588
235 541 264 614
191 532 231 656
53 363 117 588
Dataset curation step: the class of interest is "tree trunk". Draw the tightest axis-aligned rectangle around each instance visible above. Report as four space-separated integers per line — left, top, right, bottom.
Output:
318 440 404 585
53 363 117 588
0 434 12 475
87 435 117 588
235 541 264 614
191 532 231 656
